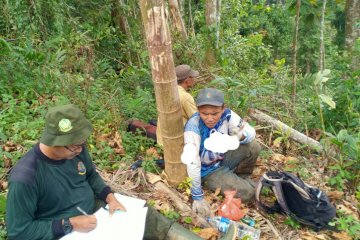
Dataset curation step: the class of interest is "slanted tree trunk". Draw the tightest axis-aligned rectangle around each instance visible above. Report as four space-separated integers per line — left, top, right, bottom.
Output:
345 0 360 69
319 0 327 72
168 0 187 39
249 109 324 152
139 0 187 186
291 0 301 104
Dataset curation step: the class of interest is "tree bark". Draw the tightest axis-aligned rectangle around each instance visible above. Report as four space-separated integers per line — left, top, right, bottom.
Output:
205 0 221 65
168 0 187 39
139 0 187 186
291 0 301 104
319 0 327 72
345 0 360 69
112 0 143 66
249 108 324 152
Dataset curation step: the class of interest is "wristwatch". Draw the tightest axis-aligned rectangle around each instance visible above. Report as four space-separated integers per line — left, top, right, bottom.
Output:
62 218 73 235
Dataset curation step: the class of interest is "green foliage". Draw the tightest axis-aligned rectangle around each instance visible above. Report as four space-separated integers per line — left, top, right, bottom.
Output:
177 177 192 195
0 194 6 239
327 130 360 191
184 216 193 224
284 217 301 229
161 210 180 220
141 160 161 174
120 86 157 121
331 211 360 238
120 131 156 159
0 0 357 237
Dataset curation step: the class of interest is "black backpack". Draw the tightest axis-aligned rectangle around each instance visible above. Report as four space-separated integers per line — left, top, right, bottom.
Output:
255 171 337 231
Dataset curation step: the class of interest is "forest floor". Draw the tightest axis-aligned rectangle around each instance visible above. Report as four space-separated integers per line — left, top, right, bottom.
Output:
96 124 358 240
0 121 358 240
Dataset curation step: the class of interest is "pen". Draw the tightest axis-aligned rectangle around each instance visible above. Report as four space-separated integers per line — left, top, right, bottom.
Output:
103 206 126 213
76 206 89 216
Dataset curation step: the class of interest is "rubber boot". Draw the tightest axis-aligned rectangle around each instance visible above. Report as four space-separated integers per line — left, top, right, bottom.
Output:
221 223 237 240
165 222 237 240
165 223 202 240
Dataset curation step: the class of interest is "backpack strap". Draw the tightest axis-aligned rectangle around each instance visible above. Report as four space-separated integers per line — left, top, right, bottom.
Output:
255 172 283 213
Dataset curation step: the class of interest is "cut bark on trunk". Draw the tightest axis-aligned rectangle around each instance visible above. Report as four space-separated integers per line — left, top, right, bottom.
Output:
249 108 323 152
139 0 187 186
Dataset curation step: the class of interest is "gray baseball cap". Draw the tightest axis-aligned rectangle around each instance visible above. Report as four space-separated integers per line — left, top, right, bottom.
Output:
196 88 224 107
175 65 199 81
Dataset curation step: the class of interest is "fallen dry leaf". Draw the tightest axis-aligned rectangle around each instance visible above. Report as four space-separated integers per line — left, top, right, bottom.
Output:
3 154 12 168
327 191 344 201
146 147 160 159
284 156 298 163
214 188 221 196
1 181 8 190
197 227 219 240
300 231 327 240
337 204 359 220
331 231 352 240
270 153 285 162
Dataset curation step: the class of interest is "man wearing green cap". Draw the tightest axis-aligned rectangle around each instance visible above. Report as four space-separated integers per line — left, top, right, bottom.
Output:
6 104 236 240
156 64 199 146
181 88 261 217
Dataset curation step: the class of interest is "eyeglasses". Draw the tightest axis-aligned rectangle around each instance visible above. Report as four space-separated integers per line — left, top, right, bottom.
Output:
64 141 87 153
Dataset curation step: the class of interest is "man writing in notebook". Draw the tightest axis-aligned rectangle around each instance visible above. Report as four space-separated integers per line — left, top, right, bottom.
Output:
6 104 235 240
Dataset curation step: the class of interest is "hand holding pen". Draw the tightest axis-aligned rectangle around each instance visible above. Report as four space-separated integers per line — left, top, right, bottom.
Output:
69 206 97 233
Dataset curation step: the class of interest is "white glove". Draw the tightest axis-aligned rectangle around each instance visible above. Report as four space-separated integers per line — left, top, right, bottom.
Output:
192 199 211 217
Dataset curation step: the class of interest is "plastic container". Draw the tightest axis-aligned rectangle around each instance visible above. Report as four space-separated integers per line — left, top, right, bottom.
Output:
207 216 231 233
235 222 261 240
241 217 256 227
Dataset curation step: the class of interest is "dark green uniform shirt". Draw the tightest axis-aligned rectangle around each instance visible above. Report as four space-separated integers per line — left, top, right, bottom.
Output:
6 143 111 240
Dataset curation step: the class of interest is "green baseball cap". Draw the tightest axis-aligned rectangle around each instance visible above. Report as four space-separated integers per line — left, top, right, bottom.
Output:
196 88 224 107
40 104 93 146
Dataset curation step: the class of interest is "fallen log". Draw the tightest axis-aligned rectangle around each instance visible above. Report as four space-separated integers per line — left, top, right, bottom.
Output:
249 108 323 153
146 172 212 228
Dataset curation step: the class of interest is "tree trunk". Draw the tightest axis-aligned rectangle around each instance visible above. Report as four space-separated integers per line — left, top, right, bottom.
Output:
111 0 144 66
249 109 324 152
345 0 360 69
168 0 187 39
205 0 221 65
139 0 187 186
188 0 195 37
319 0 327 72
291 0 301 104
